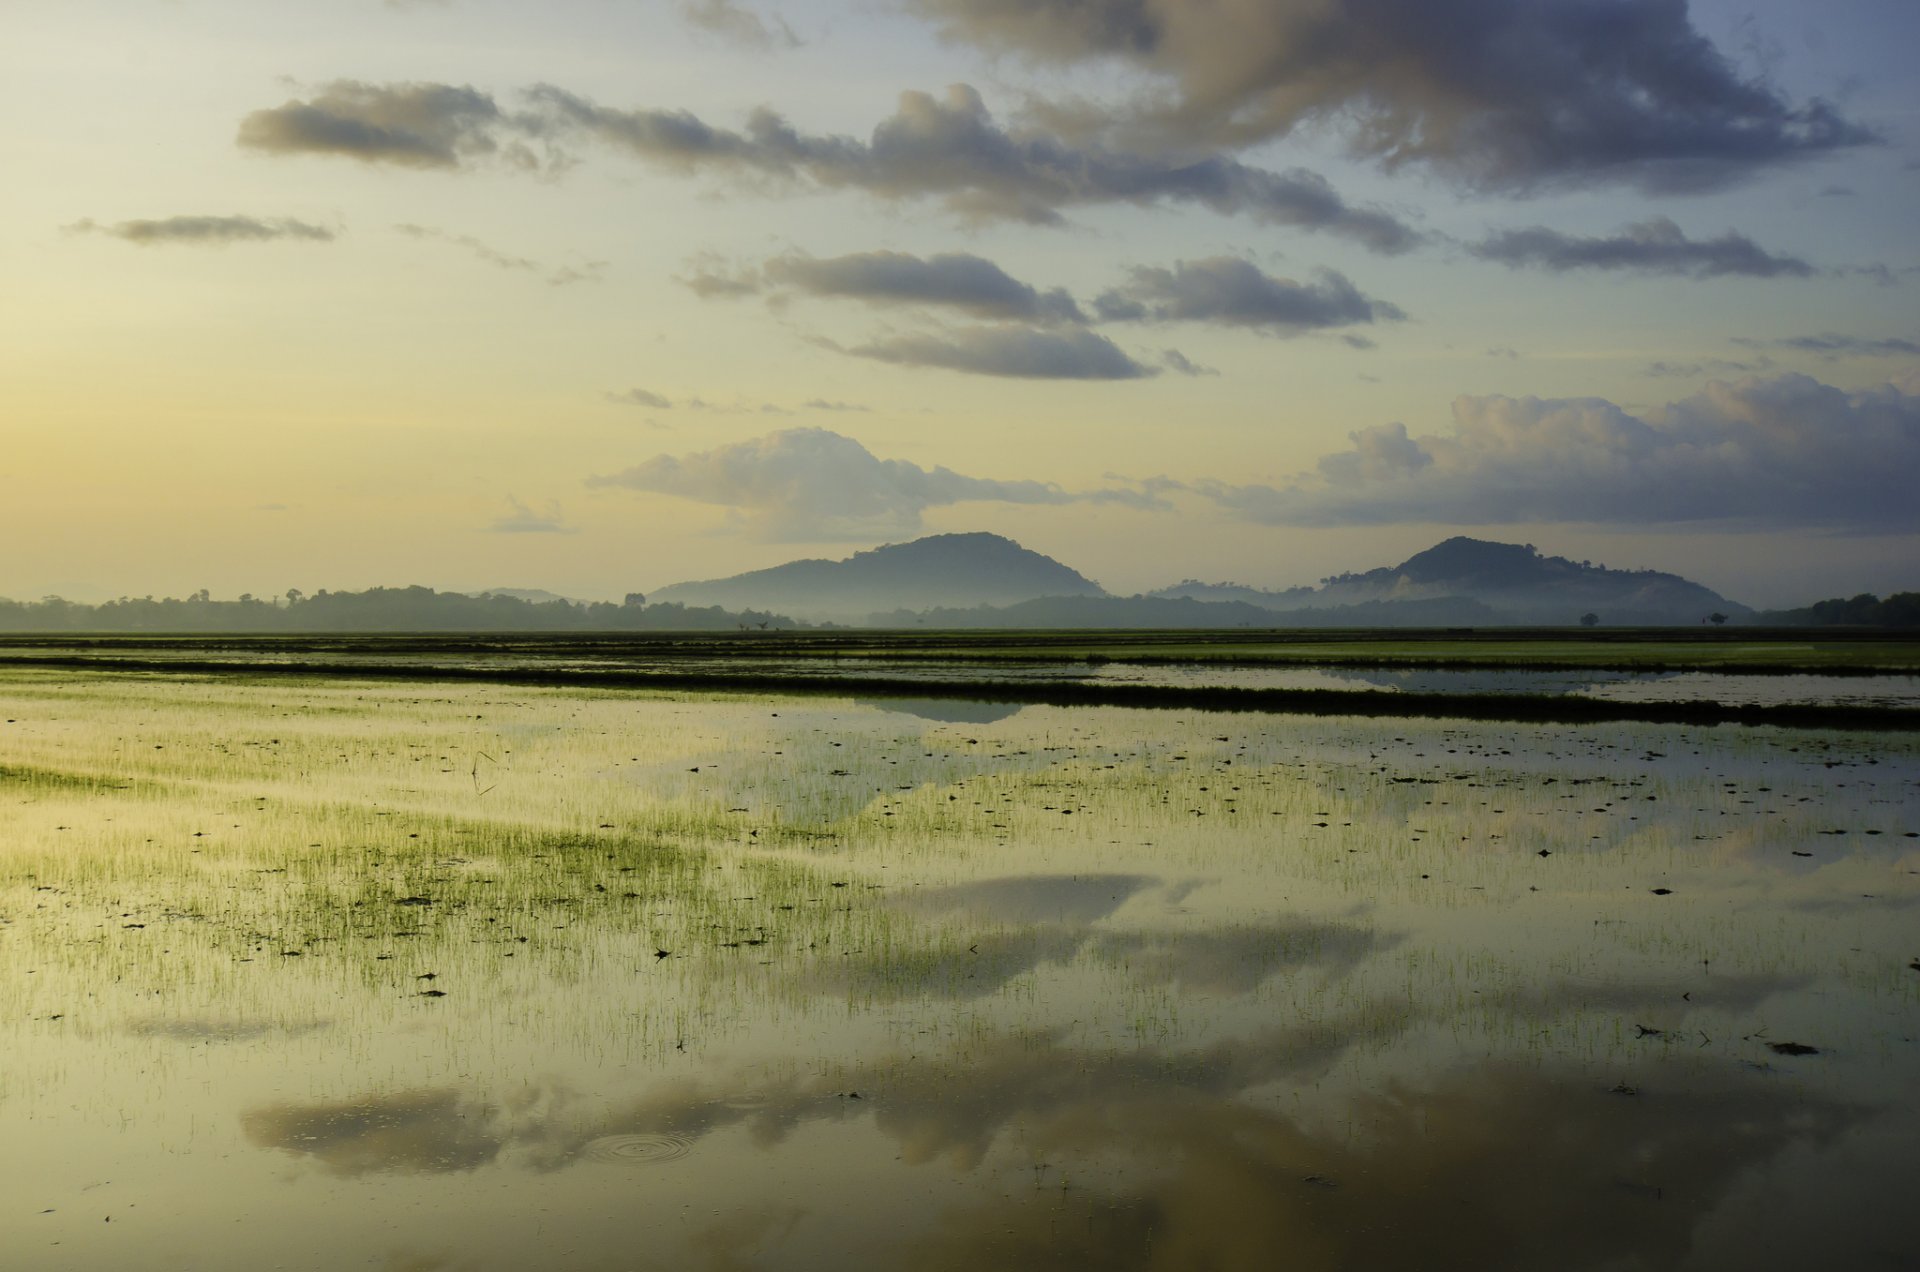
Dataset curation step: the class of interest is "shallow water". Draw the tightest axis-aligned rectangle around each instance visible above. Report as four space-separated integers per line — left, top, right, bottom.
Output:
3 668 1917 1270
6 637 1919 709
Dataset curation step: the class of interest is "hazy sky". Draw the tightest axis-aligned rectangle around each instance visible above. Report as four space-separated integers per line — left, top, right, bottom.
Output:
5 0 1917 606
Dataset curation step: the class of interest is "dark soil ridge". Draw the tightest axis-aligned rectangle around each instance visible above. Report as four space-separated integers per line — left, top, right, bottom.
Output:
6 652 1919 731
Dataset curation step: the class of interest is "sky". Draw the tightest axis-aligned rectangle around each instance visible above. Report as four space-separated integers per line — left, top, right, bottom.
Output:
3 0 1918 608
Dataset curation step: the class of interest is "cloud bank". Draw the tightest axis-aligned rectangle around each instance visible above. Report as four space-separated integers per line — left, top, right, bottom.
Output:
587 426 1160 538
692 248 1400 375
910 0 1875 192
1195 373 1920 530
238 80 1418 250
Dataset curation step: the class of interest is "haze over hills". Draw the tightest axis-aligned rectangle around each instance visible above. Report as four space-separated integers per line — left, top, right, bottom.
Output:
7 533 1876 632
1151 537 1747 627
648 532 1105 624
655 531 1746 627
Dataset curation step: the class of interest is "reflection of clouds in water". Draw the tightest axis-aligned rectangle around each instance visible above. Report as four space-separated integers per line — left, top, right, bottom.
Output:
899 1061 1859 1272
242 1089 504 1176
235 957 1879 1266
1089 920 1391 993
894 873 1152 925
834 874 1394 1000
854 697 1026 724
1501 970 1808 1023
1328 667 1658 698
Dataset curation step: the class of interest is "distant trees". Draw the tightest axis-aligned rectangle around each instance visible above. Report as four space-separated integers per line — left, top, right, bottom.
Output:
1760 592 1920 628
1579 612 1599 627
0 587 802 633
1708 612 1728 625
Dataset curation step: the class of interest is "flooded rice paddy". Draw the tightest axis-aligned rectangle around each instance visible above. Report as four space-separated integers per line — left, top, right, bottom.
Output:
3 667 1918 1270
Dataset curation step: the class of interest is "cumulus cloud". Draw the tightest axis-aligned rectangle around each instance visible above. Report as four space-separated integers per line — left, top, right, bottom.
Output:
488 496 575 534
1093 257 1402 332
66 215 334 245
839 326 1156 379
910 0 1875 192
586 426 1159 538
1470 218 1813 278
678 0 799 49
762 250 1086 323
238 80 562 171
1192 373 1920 530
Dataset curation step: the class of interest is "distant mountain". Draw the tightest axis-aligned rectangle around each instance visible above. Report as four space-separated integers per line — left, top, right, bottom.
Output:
871 594 1500 629
1309 537 1746 625
1146 537 1744 627
650 532 1105 623
470 588 582 605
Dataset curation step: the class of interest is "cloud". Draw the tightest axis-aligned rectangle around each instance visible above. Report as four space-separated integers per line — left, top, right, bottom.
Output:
1735 333 1920 359
680 265 763 299
909 0 1876 192
1191 373 1920 530
1093 257 1402 332
606 388 873 415
394 223 603 285
237 80 548 170
762 251 1086 324
1161 348 1216 376
839 327 1157 379
678 0 799 49
487 496 575 533
1641 355 1772 379
607 387 673 409
1470 218 1813 278
66 215 334 245
526 82 1419 248
238 78 1417 248
586 426 1157 538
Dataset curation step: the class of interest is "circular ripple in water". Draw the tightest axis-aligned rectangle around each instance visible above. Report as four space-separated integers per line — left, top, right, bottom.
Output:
582 1133 693 1165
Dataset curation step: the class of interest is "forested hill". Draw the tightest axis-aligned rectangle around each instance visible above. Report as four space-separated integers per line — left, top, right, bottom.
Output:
1755 593 1920 627
650 532 1104 622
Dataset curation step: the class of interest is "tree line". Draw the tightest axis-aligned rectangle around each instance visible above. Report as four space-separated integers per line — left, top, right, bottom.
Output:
0 586 801 632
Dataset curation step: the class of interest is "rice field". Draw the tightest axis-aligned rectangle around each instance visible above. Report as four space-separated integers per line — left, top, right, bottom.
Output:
3 666 1917 1270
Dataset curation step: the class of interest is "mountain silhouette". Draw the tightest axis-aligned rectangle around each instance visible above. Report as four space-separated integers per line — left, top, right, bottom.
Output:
649 532 1105 622
1312 537 1745 624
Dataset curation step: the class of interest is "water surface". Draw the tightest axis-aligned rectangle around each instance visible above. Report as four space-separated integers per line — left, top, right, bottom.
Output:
3 668 1916 1269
